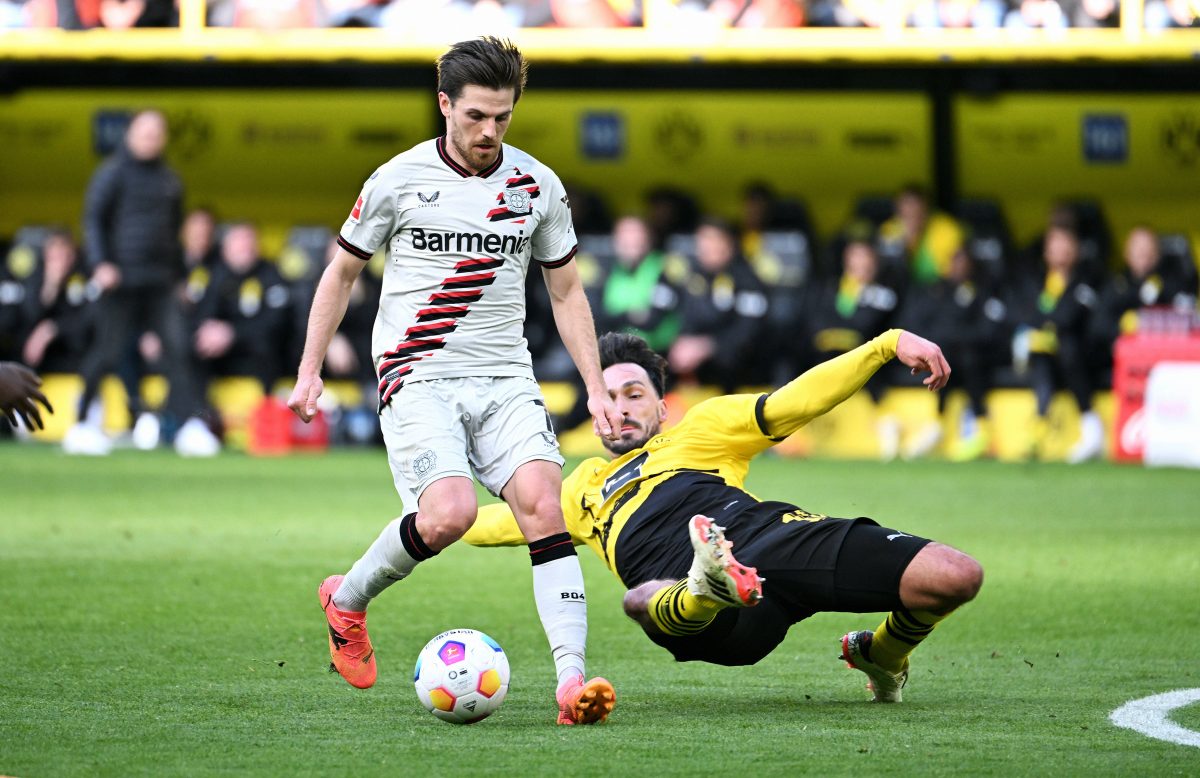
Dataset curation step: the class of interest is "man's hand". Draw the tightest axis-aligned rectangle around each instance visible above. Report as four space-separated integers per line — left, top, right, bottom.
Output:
668 335 715 375
194 320 236 359
0 362 53 430
91 262 122 293
288 372 324 423
587 390 622 441
896 331 951 391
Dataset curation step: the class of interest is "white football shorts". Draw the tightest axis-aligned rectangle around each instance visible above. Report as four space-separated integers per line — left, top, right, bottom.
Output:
379 375 565 516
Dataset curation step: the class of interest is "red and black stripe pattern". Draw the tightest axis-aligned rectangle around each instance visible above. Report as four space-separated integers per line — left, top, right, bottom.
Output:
487 170 541 223
376 255 506 410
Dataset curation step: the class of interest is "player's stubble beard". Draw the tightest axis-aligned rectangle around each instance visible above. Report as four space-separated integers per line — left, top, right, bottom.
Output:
602 416 662 457
448 124 499 174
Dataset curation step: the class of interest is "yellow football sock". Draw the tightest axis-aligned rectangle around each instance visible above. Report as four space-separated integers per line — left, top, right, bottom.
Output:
648 580 725 636
868 609 947 673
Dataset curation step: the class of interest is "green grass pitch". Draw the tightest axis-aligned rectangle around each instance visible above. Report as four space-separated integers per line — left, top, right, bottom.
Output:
1 444 1198 776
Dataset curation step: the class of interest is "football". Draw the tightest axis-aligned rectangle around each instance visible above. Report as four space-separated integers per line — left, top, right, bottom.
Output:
413 629 511 724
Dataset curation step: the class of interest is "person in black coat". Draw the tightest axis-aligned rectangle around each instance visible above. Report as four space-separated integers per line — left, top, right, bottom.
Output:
20 231 97 376
668 217 770 392
1091 226 1198 356
1007 219 1102 462
192 223 294 393
68 109 204 453
802 235 904 458
896 246 1011 460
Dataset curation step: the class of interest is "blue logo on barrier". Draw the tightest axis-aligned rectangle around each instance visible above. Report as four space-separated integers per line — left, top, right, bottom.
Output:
1083 114 1128 163
581 112 624 160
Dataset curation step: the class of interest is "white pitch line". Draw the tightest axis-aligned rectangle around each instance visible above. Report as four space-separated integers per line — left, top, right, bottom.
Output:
1110 688 1200 748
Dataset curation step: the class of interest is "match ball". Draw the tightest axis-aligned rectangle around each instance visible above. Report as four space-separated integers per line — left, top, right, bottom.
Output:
413 629 510 724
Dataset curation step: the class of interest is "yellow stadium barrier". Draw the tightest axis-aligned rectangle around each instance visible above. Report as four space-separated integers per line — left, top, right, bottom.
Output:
0 26 1198 65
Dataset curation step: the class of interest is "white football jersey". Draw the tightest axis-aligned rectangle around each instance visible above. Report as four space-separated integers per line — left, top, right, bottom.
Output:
337 137 577 409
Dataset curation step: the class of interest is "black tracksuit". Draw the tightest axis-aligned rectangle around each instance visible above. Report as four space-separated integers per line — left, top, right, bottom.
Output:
76 148 200 421
192 261 295 392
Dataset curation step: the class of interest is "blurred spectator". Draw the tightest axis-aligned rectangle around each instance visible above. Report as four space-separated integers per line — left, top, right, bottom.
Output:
877 184 965 289
565 182 614 236
812 0 914 27
739 182 814 383
20 231 96 375
548 0 639 26
645 186 700 254
1004 0 1068 28
595 215 683 352
68 109 205 456
660 0 804 28
668 217 770 391
192 223 295 395
1145 0 1200 27
1072 0 1118 26
896 245 1011 460
180 207 220 317
23 0 176 28
802 233 902 458
908 0 1005 28
1007 217 1102 463
1090 226 1199 364
0 240 38 362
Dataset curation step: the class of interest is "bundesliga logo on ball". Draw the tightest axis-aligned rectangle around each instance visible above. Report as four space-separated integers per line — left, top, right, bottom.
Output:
414 629 511 724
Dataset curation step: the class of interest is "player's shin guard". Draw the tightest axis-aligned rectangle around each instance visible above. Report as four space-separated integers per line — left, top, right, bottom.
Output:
335 513 437 611
529 533 587 685
648 580 723 636
867 608 946 672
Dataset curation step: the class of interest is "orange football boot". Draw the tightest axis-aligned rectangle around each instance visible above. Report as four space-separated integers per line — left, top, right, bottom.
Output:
318 575 377 689
556 675 616 725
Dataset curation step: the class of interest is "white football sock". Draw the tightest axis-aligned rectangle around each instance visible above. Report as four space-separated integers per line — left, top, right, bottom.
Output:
531 554 588 686
334 514 432 611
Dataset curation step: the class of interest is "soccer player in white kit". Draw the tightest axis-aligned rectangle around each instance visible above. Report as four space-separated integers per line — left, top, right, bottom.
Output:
288 37 623 725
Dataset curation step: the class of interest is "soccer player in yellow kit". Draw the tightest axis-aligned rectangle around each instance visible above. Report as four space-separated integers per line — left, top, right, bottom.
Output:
464 328 983 702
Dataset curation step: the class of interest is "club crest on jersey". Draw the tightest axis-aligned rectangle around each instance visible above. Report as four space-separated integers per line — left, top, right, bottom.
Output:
503 189 531 214
487 172 541 222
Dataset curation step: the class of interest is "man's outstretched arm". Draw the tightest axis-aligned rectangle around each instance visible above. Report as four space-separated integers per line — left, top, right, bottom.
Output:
542 262 622 440
761 329 949 440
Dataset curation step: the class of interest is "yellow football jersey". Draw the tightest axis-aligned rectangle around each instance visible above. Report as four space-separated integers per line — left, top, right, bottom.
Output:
463 329 903 583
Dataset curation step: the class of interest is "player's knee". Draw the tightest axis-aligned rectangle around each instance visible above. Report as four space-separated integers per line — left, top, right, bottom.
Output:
938 549 984 608
417 500 477 549
519 493 567 538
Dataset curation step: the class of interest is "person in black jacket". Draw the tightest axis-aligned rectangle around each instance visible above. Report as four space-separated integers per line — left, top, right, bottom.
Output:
896 246 1011 460
1091 226 1199 360
192 223 294 394
1008 219 1101 462
803 235 904 458
67 109 205 455
21 230 97 376
668 217 770 391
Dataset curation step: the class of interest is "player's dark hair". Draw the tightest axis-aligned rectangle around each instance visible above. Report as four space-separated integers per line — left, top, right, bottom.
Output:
897 182 930 203
599 332 667 399
437 37 528 104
